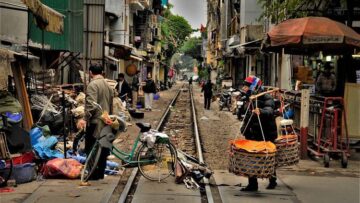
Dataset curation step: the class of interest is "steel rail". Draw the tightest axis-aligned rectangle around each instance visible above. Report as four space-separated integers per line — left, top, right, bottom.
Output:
190 85 214 203
118 86 183 203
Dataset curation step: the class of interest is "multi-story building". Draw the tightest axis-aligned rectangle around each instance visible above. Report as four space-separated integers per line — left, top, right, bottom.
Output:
104 0 165 82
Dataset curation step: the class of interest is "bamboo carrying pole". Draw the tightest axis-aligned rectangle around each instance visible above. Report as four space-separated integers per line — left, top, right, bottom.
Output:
249 88 280 100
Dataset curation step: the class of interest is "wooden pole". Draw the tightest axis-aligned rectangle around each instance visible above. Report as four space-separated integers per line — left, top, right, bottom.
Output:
300 89 310 159
11 62 33 131
249 88 280 100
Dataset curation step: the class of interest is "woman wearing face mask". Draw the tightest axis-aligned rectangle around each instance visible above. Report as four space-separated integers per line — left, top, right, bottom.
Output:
239 76 278 191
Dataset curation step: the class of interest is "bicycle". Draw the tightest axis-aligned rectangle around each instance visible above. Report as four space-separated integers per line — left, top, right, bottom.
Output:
81 103 177 182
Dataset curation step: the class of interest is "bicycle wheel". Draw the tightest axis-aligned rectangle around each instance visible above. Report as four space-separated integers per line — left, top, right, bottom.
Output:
81 142 102 182
137 142 176 181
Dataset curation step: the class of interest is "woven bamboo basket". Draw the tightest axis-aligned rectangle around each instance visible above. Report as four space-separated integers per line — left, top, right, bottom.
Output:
275 141 300 167
229 145 276 178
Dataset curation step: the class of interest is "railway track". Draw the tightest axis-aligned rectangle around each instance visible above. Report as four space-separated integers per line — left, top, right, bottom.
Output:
118 84 213 203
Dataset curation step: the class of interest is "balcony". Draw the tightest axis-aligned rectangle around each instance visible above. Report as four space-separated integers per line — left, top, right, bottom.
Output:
139 0 150 8
129 0 144 11
129 0 149 11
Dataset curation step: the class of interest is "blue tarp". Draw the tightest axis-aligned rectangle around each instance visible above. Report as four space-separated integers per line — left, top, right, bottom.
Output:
33 136 64 159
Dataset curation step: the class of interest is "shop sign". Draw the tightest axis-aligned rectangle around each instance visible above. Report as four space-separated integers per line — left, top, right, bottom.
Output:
303 36 343 44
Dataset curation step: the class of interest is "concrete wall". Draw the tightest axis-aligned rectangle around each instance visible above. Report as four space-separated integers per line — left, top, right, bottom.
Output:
240 0 262 27
0 0 27 44
106 0 130 45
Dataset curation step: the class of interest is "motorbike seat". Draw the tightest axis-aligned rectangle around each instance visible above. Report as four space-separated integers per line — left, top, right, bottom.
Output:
136 122 152 132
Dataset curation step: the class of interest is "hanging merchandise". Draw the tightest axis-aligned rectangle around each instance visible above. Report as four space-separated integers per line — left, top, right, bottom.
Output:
126 64 138 76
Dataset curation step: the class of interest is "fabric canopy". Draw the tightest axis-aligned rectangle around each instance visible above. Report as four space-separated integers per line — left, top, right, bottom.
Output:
263 17 360 54
21 0 64 34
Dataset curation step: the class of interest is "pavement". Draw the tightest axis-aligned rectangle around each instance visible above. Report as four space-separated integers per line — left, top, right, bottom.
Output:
1 177 119 203
213 168 360 203
131 176 201 203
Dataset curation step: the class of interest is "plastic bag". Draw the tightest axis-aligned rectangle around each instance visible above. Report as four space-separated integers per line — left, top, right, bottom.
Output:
153 93 160 100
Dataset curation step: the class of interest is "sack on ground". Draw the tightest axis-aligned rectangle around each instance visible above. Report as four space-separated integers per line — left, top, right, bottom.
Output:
42 158 82 179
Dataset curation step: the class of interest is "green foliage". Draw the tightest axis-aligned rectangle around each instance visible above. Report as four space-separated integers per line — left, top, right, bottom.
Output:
161 5 193 64
256 0 346 22
198 64 209 80
179 37 202 59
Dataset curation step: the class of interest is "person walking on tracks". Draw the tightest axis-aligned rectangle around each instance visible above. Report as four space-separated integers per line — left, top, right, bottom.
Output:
239 76 278 191
143 74 157 111
77 64 114 180
201 80 213 110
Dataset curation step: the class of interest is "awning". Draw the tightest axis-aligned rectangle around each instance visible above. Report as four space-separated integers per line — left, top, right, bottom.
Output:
21 0 64 34
104 41 133 50
0 48 39 60
105 55 120 63
229 39 262 49
130 55 143 61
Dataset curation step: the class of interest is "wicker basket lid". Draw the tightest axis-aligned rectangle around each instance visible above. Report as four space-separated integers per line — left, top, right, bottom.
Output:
230 139 276 153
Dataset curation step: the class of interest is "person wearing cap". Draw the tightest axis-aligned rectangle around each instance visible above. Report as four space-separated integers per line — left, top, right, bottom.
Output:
116 73 132 101
77 64 114 180
239 76 278 191
316 63 336 96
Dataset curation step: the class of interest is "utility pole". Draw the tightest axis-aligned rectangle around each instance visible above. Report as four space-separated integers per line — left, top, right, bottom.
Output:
300 89 310 159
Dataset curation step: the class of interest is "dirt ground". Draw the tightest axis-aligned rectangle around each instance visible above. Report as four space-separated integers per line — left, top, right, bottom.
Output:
192 84 241 170
108 83 180 202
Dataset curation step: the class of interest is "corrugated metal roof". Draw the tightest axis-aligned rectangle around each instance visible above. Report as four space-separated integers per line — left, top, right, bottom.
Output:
29 0 83 52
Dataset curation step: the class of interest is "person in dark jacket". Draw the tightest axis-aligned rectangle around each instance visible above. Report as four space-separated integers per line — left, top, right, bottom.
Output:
201 80 213 110
116 73 132 101
239 76 278 191
143 74 156 111
77 64 114 180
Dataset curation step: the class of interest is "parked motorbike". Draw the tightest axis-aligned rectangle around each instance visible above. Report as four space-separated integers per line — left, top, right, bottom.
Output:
159 81 167 91
219 88 238 111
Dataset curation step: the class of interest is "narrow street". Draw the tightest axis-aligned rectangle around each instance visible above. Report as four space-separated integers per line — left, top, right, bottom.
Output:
1 0 360 203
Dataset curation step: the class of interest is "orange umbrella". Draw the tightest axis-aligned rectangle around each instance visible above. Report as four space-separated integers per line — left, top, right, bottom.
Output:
263 17 360 54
